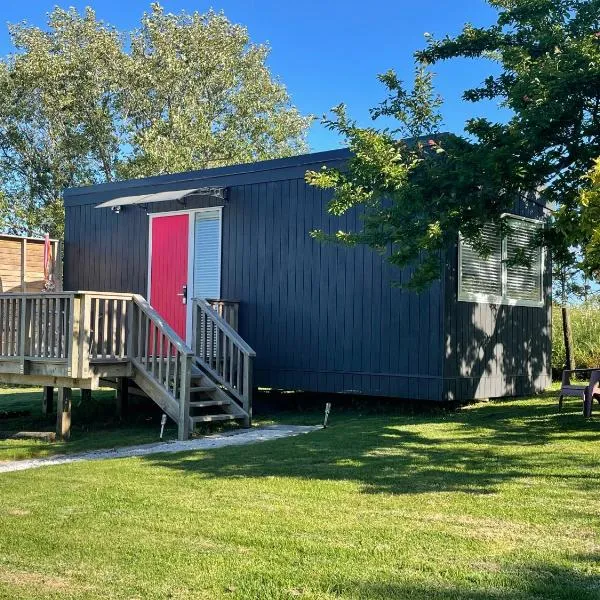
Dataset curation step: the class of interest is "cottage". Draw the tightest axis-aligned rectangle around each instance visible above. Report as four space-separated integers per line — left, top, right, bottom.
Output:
0 149 551 439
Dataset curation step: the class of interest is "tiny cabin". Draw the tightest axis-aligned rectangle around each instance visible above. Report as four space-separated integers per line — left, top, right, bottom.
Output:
0 149 552 440
63 149 551 402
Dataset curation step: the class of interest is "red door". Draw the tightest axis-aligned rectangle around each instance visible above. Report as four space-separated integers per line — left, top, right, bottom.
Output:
150 214 189 340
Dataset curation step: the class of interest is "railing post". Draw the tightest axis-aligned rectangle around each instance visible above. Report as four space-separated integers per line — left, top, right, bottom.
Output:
127 300 137 360
231 302 239 332
18 297 27 373
191 300 198 355
78 294 91 378
69 294 81 378
243 354 253 427
178 354 192 440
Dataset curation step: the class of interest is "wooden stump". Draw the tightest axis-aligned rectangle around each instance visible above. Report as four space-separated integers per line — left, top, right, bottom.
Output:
42 386 54 415
56 387 72 441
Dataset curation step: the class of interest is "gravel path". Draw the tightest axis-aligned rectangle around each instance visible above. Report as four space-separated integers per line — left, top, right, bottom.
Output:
0 425 320 474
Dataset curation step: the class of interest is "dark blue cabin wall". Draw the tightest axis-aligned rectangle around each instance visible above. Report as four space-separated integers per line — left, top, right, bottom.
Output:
442 198 553 401
64 202 148 294
64 176 447 401
220 178 446 399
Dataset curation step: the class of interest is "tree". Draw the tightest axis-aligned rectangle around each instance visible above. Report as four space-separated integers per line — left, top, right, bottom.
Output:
307 0 600 290
0 3 311 237
0 7 124 237
581 158 600 275
119 4 310 179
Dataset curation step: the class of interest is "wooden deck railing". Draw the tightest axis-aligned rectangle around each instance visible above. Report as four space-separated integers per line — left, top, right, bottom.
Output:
206 299 240 332
0 293 75 373
192 298 255 418
87 292 133 361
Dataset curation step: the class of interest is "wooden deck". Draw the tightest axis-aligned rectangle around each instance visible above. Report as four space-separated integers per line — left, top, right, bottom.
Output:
0 292 255 440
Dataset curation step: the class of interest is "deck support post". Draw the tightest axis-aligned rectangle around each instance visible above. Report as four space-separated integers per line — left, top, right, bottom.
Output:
178 356 192 441
42 386 54 415
81 388 92 404
116 377 129 418
56 387 72 441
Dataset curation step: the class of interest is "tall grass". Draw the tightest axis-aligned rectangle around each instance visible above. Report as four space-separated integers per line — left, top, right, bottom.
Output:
552 302 600 373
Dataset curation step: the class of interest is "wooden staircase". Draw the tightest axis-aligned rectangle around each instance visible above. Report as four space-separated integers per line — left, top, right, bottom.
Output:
0 292 255 440
188 367 249 426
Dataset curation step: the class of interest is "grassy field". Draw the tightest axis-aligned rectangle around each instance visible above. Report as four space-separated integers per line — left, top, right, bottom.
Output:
0 388 599 599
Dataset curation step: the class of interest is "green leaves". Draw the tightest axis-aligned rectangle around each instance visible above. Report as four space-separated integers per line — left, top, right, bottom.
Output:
309 0 600 291
0 3 311 237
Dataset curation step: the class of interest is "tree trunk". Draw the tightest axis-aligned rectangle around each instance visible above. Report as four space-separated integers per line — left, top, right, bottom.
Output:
562 306 575 371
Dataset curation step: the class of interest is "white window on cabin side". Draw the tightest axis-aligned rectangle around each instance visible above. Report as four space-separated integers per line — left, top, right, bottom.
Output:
458 215 544 307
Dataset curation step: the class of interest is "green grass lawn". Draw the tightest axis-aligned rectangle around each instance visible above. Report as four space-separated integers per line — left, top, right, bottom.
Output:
1 389 600 599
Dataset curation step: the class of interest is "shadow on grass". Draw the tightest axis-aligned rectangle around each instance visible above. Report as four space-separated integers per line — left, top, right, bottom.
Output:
335 557 600 599
0 387 178 459
144 390 600 496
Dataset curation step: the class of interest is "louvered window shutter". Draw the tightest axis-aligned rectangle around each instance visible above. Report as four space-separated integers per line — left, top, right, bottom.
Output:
458 215 543 305
505 217 542 303
459 224 503 300
193 209 221 300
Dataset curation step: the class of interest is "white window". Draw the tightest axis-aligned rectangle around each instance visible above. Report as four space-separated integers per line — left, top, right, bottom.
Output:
458 215 544 306
193 209 222 300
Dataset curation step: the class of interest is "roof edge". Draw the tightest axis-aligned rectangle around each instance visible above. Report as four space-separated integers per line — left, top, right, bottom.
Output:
64 148 352 203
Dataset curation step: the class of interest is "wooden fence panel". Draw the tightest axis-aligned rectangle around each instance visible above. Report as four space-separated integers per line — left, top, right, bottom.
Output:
0 235 61 293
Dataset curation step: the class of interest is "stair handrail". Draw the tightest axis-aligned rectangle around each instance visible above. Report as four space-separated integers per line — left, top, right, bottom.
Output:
129 294 194 440
131 294 194 357
192 298 255 420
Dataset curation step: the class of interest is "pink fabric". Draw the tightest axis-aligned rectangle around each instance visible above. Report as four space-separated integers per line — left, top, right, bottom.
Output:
43 233 50 281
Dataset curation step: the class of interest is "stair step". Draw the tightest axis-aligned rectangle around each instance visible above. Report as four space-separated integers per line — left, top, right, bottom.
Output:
189 399 231 408
190 414 238 424
190 385 217 393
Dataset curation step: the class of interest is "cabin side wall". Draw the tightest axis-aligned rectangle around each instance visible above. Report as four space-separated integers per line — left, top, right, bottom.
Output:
65 175 447 400
442 201 553 401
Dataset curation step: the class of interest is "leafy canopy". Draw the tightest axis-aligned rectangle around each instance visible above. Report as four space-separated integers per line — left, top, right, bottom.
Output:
308 0 600 289
0 3 311 237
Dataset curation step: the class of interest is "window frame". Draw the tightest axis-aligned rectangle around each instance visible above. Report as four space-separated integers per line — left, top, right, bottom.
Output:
457 213 545 307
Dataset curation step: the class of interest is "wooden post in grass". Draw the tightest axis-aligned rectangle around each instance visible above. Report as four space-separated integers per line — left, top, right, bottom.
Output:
42 386 54 415
116 377 129 419
56 387 72 441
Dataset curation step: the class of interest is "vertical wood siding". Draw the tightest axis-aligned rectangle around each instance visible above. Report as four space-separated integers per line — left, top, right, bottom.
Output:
65 177 446 400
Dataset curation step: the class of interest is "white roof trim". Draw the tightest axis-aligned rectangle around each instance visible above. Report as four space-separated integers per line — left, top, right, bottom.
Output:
95 187 226 209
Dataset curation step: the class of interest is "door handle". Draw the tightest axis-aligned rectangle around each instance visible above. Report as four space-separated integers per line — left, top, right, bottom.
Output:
177 284 188 305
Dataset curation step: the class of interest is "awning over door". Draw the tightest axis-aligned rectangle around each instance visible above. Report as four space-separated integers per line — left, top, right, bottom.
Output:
95 186 226 209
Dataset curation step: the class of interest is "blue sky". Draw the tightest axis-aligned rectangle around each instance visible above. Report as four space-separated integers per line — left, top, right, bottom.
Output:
0 1 508 151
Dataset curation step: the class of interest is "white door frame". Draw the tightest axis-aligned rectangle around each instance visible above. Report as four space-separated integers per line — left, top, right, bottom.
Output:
147 206 223 346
